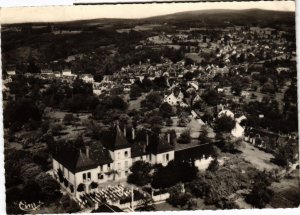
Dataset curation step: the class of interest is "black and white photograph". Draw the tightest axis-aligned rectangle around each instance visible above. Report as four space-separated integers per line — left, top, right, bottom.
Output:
0 0 299 214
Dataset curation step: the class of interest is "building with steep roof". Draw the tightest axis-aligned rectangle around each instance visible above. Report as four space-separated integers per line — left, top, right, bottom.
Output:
52 123 175 198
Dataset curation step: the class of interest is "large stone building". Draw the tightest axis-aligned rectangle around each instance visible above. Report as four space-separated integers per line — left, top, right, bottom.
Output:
52 123 175 197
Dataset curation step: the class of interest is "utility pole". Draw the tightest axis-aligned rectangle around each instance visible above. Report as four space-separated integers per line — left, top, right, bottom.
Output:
131 186 134 210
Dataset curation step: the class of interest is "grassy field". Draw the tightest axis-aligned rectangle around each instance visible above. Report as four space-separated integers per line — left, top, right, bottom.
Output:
238 141 279 171
161 117 202 138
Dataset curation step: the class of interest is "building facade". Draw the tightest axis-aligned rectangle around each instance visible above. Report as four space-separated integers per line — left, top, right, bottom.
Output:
52 124 175 198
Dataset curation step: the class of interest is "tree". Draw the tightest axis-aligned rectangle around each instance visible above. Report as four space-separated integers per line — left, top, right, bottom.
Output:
63 113 75 125
60 194 81 213
151 161 197 189
21 163 42 181
167 190 193 208
245 171 273 208
177 117 189 127
202 89 219 106
4 98 42 129
271 142 297 167
231 79 243 96
22 180 43 203
111 96 128 110
178 129 191 144
127 161 152 187
166 118 173 126
141 92 162 110
51 124 64 136
207 158 219 172
33 153 49 171
245 183 273 208
159 102 174 118
35 172 62 202
198 126 211 144
214 115 236 133
130 84 142 99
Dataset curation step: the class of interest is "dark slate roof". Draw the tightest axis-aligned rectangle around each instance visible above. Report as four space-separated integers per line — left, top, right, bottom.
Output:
89 144 113 165
53 143 112 173
149 134 174 154
102 124 131 151
131 141 148 158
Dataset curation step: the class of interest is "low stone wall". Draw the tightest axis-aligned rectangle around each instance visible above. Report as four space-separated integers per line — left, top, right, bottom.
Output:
152 193 170 202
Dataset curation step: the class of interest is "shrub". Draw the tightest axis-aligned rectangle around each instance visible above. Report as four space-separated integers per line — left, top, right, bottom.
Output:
245 184 274 208
127 161 152 187
167 190 192 208
90 181 98 189
177 129 191 144
207 158 219 172
77 183 85 192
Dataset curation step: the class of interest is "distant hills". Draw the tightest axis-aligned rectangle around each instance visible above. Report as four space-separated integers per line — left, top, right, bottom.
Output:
142 9 295 26
2 9 295 27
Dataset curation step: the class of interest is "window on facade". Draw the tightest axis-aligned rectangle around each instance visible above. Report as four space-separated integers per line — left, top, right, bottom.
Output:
83 173 86 181
166 153 169 161
117 152 121 159
140 156 143 160
98 173 104 180
100 165 103 171
108 163 111 170
124 151 128 157
125 171 129 176
125 161 128 168
87 172 91 180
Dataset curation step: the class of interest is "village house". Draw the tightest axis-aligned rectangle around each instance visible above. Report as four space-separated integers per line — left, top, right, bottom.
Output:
218 109 245 138
164 89 188 107
6 69 16 76
41 68 54 75
80 74 94 83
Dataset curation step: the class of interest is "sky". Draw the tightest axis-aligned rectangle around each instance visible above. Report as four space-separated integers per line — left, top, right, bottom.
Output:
0 0 295 24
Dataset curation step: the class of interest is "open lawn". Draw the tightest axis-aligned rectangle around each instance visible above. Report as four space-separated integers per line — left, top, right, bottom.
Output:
185 53 205 63
127 93 147 111
238 141 280 171
161 117 202 138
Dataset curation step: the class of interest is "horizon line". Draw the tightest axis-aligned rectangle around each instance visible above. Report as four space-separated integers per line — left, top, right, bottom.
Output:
1 1 295 24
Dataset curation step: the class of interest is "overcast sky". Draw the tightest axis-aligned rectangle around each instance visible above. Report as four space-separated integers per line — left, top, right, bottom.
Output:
0 0 295 24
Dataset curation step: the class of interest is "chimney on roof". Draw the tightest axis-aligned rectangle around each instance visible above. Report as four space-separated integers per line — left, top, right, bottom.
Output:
146 133 149 146
132 127 135 140
124 126 127 137
86 146 90 158
116 120 120 129
167 133 171 144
